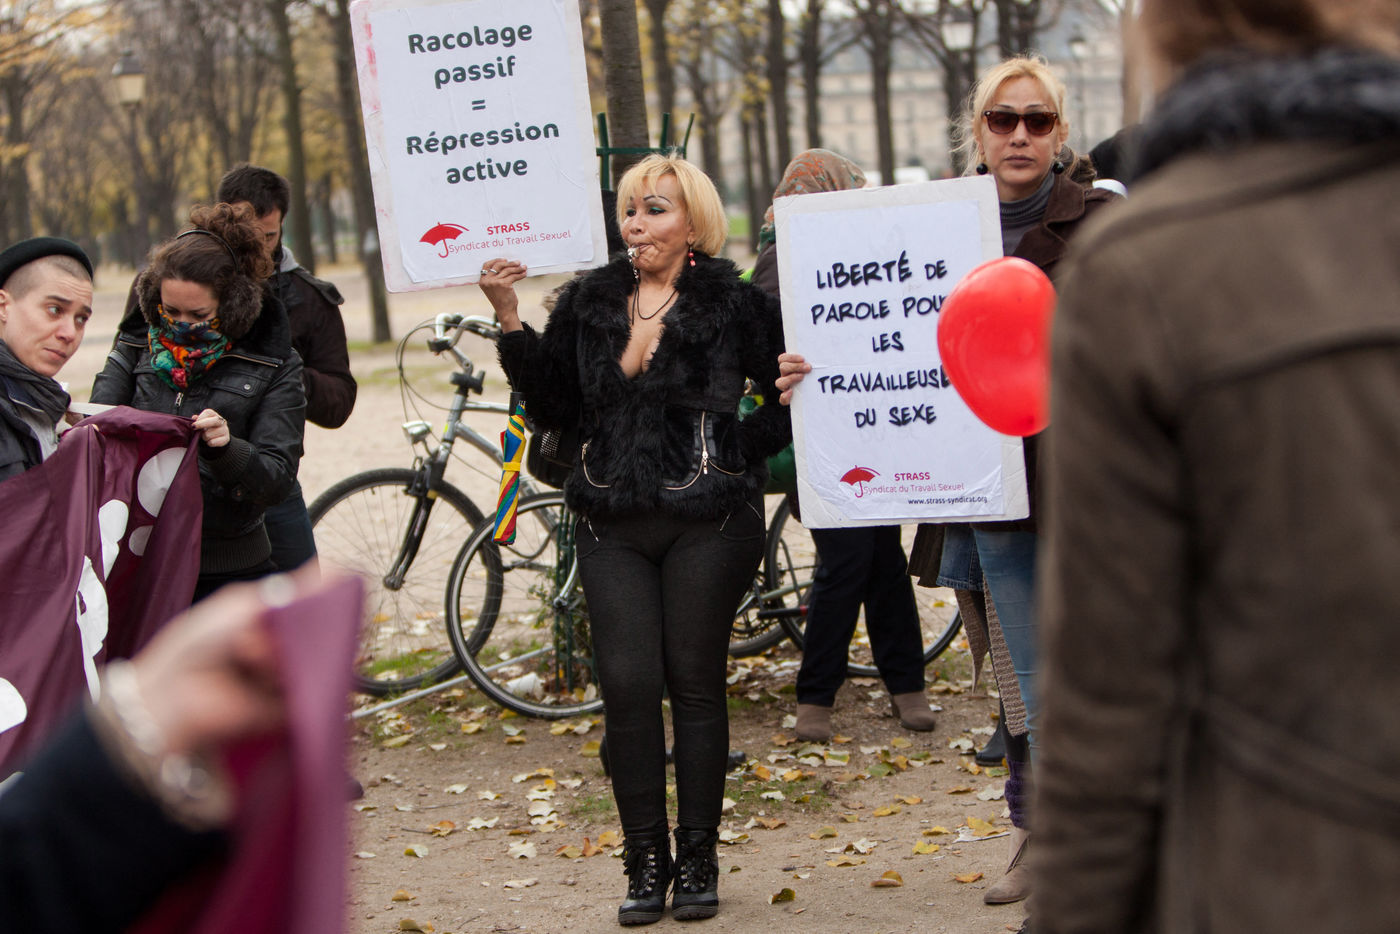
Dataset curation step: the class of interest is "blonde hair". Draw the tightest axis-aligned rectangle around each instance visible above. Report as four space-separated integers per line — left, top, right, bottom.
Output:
1141 0 1400 75
614 154 728 256
956 55 1072 173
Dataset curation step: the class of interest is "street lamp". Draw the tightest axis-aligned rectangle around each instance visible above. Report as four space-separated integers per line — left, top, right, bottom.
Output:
112 49 145 111
940 16 975 173
1067 34 1089 150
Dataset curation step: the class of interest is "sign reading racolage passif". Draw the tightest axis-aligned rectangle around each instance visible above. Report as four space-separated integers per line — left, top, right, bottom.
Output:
351 0 608 291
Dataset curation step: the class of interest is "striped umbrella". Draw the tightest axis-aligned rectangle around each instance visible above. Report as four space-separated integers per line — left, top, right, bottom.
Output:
493 395 527 544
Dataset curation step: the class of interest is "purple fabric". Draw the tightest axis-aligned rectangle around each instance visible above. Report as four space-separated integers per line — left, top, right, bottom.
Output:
133 574 363 934
1006 755 1030 829
0 408 202 774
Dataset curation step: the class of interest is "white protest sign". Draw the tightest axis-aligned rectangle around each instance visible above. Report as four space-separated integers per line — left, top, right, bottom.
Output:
775 176 1028 528
351 0 607 291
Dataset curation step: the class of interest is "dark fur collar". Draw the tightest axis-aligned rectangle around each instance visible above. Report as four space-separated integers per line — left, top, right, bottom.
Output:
1134 48 1400 182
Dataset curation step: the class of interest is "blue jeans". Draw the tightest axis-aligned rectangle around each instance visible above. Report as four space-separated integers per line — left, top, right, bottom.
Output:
971 527 1040 752
265 481 317 573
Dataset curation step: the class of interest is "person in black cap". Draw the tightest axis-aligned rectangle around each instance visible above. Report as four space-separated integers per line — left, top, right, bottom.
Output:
0 237 94 483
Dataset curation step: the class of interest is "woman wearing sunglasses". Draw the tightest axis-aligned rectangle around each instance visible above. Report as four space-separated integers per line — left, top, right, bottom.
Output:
926 54 1119 913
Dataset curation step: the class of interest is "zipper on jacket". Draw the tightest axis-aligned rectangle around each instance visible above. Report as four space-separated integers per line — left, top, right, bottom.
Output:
174 391 184 412
665 412 743 491
581 441 611 488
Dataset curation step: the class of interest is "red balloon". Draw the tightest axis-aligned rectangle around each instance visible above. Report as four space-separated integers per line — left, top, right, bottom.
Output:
936 257 1056 437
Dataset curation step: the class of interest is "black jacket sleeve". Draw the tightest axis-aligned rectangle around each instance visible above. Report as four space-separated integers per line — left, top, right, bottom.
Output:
496 277 585 432
735 284 792 461
89 339 141 407
199 351 306 507
283 270 357 429
0 712 225 933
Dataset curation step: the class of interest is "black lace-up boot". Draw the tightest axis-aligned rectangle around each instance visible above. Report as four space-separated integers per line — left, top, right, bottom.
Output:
671 827 720 920
618 832 671 925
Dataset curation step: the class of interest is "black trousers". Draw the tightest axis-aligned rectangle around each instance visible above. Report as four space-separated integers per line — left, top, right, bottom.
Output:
577 495 764 837
796 525 924 706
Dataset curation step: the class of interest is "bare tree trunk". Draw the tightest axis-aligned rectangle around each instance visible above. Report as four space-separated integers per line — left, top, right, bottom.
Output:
3 80 32 240
767 0 791 172
995 0 1041 58
800 0 824 149
859 0 896 184
316 174 339 265
269 0 316 272
329 0 391 342
740 107 763 252
598 0 650 184
642 0 675 120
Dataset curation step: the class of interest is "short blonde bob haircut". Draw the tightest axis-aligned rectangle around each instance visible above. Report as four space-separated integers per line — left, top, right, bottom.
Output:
957 55 1072 174
615 154 728 257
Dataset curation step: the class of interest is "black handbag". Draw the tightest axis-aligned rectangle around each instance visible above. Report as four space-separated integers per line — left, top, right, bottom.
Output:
526 423 580 489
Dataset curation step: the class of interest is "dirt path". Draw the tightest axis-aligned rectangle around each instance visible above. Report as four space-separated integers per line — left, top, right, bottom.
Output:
70 263 1025 934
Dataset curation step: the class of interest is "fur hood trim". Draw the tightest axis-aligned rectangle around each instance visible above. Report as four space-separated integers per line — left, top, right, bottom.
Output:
134 265 269 342
1134 48 1400 182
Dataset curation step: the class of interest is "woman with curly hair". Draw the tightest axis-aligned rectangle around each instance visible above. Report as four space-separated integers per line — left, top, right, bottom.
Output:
92 203 305 600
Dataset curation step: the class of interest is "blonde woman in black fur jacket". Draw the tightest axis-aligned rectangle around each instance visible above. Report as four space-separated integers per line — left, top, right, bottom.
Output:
478 155 790 926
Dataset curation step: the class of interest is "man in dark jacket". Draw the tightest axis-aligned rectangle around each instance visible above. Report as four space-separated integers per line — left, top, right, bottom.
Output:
0 237 94 483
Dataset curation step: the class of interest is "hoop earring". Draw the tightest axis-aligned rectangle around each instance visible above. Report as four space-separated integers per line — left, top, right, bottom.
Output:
975 163 988 175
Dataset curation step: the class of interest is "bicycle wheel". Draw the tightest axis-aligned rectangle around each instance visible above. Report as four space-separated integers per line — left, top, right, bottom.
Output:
446 491 603 718
309 468 487 696
728 496 806 657
771 503 962 677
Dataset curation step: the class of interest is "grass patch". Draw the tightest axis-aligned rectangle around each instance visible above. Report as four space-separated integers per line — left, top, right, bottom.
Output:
567 792 618 823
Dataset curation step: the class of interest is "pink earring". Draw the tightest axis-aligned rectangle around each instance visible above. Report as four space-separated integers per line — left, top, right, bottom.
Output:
688 245 696 267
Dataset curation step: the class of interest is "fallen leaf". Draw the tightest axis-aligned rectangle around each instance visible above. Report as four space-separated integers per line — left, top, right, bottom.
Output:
597 830 621 847
502 724 523 736
381 735 412 748
580 740 601 758
526 787 555 801
718 830 749 845
831 734 853 744
782 714 797 729
948 737 975 752
896 795 923 805
771 733 796 747
976 785 1005 801
769 887 797 904
391 889 415 901
751 764 772 781
721 797 737 813
461 722 483 734
478 790 500 800
466 817 499 830
505 735 527 745
555 845 583 858
403 845 428 858
922 826 951 836
502 878 538 889
508 841 537 859
809 826 838 839
872 805 901 817
946 785 974 795
581 837 603 857
825 856 866 867
953 871 984 884
443 784 468 795
823 750 851 766
866 762 894 778
889 737 913 749
781 769 809 782
428 743 447 752
840 813 862 823
871 870 904 888
398 919 432 932
965 816 999 837
549 722 571 735
750 817 786 830
761 790 786 801
429 820 456 837
354 851 377 859
527 801 556 818
354 803 377 812
912 841 941 854
848 839 878 854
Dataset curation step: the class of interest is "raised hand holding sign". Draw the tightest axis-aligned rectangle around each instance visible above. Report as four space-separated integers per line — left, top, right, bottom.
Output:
936 256 1056 437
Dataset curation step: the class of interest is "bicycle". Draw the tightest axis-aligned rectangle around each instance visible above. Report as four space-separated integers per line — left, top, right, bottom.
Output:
765 498 964 677
309 313 534 697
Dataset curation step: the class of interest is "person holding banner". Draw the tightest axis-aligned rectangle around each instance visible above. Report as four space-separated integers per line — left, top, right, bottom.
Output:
1034 1 1400 930
752 149 938 743
479 154 789 925
91 203 306 601
0 237 95 483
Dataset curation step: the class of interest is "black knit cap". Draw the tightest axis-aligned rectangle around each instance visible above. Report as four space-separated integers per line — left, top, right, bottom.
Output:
0 237 94 289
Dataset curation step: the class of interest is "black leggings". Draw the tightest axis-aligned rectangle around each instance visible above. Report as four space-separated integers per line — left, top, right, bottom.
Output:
577 495 765 837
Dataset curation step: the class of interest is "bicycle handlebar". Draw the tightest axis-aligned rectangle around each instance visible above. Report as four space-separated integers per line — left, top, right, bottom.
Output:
431 313 501 351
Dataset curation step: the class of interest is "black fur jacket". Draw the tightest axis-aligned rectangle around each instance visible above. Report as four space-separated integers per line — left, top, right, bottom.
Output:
498 252 791 521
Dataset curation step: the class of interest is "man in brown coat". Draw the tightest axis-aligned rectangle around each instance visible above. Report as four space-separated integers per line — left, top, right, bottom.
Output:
1034 1 1400 931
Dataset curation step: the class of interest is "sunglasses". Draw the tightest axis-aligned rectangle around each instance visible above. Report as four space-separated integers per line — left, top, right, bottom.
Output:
983 110 1059 136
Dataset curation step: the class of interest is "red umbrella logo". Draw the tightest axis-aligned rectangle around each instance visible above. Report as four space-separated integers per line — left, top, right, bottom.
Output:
840 466 879 497
420 222 469 257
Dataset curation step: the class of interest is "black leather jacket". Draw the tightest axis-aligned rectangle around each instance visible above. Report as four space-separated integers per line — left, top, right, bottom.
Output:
91 294 305 574
498 253 791 522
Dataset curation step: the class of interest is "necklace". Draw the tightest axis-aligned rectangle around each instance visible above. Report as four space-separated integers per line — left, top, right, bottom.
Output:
632 285 677 321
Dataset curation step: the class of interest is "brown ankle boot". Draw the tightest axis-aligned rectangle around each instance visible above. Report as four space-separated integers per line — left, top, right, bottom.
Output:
889 692 937 731
983 826 1031 904
795 704 832 742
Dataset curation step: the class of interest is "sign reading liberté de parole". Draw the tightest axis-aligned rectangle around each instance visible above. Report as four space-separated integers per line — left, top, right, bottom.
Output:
351 0 607 291
775 177 1029 528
